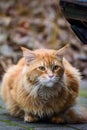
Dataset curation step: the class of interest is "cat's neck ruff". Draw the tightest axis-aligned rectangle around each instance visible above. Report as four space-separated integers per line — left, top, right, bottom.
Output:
23 74 67 99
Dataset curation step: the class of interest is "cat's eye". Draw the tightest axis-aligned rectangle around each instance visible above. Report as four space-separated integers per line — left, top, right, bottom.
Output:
39 66 45 71
53 65 59 71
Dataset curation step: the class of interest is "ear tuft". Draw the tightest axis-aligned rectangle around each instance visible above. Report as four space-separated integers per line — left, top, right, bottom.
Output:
20 46 36 63
20 46 29 52
56 44 69 59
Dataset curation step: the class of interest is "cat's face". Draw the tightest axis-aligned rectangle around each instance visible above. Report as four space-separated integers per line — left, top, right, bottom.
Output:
36 58 64 87
22 45 68 88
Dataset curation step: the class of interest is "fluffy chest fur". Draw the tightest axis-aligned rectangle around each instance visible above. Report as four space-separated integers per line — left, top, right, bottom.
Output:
12 78 76 118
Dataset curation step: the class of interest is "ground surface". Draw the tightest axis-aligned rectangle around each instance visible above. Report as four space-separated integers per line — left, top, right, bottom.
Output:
0 81 87 130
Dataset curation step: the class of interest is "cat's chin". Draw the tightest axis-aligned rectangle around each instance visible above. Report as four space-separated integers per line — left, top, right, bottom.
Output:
42 81 55 88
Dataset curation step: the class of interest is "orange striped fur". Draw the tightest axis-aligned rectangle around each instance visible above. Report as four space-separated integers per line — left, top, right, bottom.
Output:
1 45 87 123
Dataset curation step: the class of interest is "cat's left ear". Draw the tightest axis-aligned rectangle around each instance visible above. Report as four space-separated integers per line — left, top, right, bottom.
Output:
21 47 36 63
56 44 69 59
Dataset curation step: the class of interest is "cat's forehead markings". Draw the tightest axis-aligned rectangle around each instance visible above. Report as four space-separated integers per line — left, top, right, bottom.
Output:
41 61 53 67
40 61 48 66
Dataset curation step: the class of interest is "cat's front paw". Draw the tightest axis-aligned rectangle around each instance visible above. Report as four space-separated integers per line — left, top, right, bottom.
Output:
24 115 39 123
50 116 64 124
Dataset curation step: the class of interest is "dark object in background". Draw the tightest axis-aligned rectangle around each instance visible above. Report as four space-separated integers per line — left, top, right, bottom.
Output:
60 0 87 44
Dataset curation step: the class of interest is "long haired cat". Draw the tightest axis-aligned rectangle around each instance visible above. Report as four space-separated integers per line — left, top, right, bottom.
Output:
1 45 87 123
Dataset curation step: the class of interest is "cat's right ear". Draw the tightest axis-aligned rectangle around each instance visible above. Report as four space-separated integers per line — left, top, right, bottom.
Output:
56 44 69 59
21 47 36 63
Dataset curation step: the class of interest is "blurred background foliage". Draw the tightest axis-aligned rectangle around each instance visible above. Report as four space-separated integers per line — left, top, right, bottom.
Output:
0 0 87 81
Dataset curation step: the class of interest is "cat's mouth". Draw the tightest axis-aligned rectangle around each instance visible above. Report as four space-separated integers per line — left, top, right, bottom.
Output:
38 76 60 88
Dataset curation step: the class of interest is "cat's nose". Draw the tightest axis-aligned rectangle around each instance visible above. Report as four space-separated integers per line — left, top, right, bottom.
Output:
49 75 54 78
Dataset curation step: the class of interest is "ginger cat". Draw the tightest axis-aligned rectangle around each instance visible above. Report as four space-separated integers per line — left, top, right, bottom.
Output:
1 45 87 123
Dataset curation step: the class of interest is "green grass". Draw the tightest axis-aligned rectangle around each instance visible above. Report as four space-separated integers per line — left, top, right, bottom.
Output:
79 89 87 98
0 106 3 109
